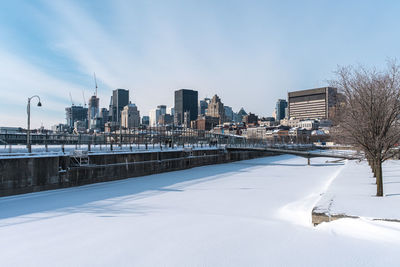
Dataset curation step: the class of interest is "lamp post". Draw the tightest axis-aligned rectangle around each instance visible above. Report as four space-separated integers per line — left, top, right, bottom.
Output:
27 95 42 153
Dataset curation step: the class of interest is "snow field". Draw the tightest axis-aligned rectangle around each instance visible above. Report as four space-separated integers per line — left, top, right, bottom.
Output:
0 155 399 266
314 159 400 220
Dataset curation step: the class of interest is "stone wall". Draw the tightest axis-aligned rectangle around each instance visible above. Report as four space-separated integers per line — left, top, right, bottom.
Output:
0 149 276 197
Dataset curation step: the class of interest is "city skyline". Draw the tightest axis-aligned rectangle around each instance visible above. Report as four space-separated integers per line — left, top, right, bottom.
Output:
2 0 400 128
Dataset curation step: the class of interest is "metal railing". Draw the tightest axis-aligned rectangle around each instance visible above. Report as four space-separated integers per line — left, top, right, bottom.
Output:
0 127 319 155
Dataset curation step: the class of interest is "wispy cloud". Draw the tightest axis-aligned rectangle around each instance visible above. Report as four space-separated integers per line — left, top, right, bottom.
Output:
0 48 85 128
40 0 295 117
2 0 397 128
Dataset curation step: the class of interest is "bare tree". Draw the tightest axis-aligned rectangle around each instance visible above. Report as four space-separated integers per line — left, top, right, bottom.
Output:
331 61 400 196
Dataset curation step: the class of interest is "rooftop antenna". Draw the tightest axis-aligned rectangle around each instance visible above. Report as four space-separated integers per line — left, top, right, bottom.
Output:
82 90 87 107
69 92 75 106
94 72 98 97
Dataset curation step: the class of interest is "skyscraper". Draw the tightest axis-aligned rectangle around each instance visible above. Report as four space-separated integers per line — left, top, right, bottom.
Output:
88 95 100 129
174 89 198 125
206 94 225 124
275 99 288 121
121 103 140 128
157 105 167 116
149 108 161 126
149 105 167 126
142 116 150 126
65 105 88 129
198 97 210 115
109 89 129 124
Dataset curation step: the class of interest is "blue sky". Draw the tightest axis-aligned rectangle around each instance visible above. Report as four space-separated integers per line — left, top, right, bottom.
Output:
1 0 400 128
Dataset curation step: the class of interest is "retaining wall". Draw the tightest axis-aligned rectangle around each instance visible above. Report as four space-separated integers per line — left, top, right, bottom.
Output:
0 149 276 197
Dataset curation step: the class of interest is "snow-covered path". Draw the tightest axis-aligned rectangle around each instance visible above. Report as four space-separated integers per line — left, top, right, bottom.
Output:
1 155 399 266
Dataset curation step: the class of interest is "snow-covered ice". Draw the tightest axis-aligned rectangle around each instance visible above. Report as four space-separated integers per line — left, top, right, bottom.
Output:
314 159 400 221
0 155 399 266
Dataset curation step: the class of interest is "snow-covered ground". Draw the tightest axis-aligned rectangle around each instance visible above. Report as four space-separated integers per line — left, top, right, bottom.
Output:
0 155 399 266
314 160 400 221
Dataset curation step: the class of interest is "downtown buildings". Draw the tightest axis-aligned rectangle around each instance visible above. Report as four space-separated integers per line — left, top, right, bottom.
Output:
59 81 337 146
64 87 141 133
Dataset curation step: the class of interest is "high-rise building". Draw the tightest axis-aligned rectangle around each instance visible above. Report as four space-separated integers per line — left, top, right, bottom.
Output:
142 116 150 126
88 95 100 129
65 105 88 129
121 103 140 128
149 105 167 126
100 108 109 122
183 111 191 128
174 89 198 125
275 99 288 121
206 95 225 124
157 105 167 116
109 89 129 124
149 109 160 127
167 107 175 116
198 97 210 115
224 106 234 122
288 87 337 120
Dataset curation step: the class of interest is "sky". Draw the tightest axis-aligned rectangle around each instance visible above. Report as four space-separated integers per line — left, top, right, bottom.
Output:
1 0 400 128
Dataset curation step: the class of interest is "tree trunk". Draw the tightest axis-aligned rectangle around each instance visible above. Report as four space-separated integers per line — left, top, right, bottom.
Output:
372 160 377 184
376 159 383 197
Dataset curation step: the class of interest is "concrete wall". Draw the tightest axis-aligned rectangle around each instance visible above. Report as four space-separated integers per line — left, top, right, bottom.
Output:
0 149 276 197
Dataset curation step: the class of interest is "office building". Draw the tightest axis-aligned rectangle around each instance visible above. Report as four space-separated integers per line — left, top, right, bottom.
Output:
224 106 234 122
288 87 337 120
206 94 225 124
149 105 167 126
88 95 100 129
109 89 129 124
149 109 161 127
196 115 219 131
198 97 210 115
183 111 191 128
158 114 173 125
167 107 175 116
142 116 150 126
174 89 198 125
65 105 88 129
275 99 287 121
157 105 167 116
121 103 140 128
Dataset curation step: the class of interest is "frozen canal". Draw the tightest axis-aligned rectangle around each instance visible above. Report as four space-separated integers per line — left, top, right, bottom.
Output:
1 155 399 266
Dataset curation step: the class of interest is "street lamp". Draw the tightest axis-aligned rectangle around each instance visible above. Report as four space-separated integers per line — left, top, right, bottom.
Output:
27 95 42 153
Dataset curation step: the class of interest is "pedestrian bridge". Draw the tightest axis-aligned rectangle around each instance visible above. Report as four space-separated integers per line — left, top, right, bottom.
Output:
225 145 361 165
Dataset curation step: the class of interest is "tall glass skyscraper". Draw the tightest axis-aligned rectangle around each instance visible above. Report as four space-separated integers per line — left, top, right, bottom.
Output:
174 89 198 125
